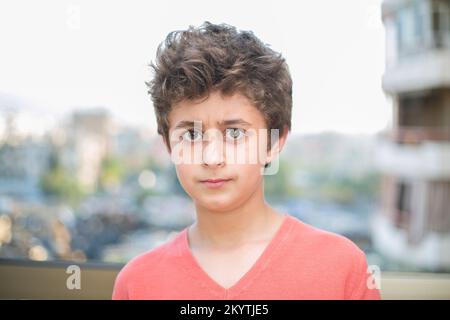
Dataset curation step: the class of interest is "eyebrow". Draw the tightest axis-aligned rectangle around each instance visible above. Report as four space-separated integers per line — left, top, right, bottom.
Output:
173 118 252 130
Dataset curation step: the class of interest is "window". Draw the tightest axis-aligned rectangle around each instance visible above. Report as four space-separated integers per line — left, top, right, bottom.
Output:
396 1 427 55
432 0 450 48
395 181 412 229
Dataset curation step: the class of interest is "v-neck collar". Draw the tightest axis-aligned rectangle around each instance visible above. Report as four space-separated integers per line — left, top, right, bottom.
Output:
177 213 294 299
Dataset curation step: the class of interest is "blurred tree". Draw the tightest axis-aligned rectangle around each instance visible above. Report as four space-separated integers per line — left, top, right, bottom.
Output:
98 155 124 192
40 151 85 206
315 170 380 204
264 159 299 200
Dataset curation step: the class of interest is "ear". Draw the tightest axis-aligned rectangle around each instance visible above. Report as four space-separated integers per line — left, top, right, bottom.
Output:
265 125 289 165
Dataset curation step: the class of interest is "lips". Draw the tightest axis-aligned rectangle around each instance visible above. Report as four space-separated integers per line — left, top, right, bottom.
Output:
201 178 230 183
200 178 232 189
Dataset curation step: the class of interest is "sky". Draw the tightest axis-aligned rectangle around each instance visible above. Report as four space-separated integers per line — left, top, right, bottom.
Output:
0 0 391 137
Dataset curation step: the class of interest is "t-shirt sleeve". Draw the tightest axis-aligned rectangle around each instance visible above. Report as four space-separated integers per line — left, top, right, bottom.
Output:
346 247 382 300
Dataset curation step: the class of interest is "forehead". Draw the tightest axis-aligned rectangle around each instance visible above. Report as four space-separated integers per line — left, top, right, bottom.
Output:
168 91 266 129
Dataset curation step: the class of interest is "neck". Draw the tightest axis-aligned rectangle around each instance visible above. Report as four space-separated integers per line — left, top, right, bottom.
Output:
189 181 284 250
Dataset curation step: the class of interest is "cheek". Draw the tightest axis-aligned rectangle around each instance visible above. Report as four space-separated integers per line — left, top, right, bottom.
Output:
175 164 197 194
170 141 203 166
235 163 264 188
226 153 264 198
224 134 268 165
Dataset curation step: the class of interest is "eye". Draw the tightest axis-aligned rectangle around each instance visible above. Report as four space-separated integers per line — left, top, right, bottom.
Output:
225 128 246 141
181 129 202 142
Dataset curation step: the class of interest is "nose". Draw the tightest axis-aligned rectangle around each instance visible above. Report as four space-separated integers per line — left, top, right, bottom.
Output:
202 133 225 168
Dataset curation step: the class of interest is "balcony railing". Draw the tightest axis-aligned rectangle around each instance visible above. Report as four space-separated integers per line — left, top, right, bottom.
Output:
1 258 450 299
382 49 450 93
384 127 450 144
375 134 450 179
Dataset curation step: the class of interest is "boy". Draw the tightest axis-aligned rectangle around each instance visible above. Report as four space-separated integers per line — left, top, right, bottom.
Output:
112 22 381 300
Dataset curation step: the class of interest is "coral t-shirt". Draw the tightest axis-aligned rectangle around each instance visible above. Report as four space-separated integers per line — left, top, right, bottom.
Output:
112 214 381 299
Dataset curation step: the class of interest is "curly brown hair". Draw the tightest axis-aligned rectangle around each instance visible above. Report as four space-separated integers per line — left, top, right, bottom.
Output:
146 21 292 152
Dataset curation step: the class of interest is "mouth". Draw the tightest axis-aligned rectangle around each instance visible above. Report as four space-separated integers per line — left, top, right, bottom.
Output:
199 178 232 189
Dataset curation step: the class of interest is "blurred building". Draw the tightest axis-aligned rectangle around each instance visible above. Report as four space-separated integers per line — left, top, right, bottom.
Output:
0 111 51 201
373 0 450 271
59 108 114 192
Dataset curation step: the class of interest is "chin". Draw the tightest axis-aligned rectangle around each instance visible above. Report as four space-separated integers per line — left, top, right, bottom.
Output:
196 195 240 213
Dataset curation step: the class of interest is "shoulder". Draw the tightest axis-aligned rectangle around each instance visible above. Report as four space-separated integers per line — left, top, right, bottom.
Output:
112 230 184 298
286 215 380 299
287 215 367 267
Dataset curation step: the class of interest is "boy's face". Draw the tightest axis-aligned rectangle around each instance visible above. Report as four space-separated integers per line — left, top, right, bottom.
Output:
166 91 282 212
